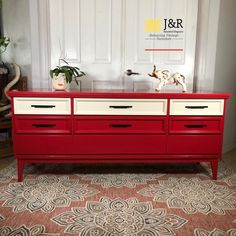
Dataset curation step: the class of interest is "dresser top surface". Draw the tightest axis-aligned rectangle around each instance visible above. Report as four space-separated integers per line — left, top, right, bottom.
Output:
8 89 231 99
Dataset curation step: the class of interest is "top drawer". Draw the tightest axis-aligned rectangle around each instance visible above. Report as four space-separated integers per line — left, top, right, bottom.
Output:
74 98 167 115
170 99 224 115
14 97 71 115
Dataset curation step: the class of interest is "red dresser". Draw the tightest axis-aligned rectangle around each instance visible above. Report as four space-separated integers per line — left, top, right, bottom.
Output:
8 90 231 181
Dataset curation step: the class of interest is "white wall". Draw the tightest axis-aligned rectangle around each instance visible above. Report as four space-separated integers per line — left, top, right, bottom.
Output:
214 0 236 152
193 0 220 91
1 0 31 80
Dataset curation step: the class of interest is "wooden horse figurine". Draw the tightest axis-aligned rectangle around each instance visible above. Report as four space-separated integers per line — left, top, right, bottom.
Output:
148 65 186 92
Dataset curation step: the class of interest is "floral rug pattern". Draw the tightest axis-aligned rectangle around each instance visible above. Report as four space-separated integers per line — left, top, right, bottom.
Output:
0 175 98 213
0 225 60 236
0 161 236 235
52 197 187 235
0 165 16 184
80 173 164 188
0 215 4 222
194 228 236 236
138 177 236 215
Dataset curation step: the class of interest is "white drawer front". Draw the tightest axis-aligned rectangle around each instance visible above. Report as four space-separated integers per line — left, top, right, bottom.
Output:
170 99 224 115
14 97 71 115
74 99 167 115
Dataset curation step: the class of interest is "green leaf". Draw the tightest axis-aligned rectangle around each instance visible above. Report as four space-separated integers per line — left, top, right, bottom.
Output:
49 70 54 78
74 79 79 86
73 69 79 77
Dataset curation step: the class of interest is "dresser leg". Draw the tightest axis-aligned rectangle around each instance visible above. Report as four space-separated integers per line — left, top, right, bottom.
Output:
210 160 218 180
17 160 24 182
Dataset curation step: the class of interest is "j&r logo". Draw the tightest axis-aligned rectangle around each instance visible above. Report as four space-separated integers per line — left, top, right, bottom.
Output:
144 18 184 46
164 18 183 31
145 18 183 32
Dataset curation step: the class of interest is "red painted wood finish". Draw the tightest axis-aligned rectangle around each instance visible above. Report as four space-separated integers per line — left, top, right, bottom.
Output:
8 90 231 181
14 115 72 134
74 116 167 134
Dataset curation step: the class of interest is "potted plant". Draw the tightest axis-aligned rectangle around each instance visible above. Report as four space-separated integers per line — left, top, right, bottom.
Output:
50 59 85 90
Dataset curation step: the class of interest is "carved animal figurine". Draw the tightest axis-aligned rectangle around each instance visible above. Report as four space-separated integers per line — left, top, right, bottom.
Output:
148 65 186 92
0 63 20 117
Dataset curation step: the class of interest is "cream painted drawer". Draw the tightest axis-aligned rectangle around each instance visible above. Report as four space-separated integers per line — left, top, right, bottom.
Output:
14 97 71 115
170 99 224 115
74 98 167 115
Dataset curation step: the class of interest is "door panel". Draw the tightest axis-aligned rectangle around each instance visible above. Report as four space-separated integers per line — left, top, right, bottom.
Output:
50 0 123 90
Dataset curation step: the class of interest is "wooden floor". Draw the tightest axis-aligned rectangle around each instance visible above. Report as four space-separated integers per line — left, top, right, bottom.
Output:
0 148 236 172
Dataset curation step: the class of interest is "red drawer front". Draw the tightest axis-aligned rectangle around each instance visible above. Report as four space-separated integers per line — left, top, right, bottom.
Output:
74 116 167 134
167 135 221 154
72 134 167 155
14 135 73 154
169 117 223 134
14 115 72 134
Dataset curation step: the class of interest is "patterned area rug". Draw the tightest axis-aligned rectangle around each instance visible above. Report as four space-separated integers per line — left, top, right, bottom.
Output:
0 161 236 235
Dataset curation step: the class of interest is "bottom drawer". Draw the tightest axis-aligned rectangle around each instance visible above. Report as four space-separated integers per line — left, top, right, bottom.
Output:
167 135 221 154
73 134 167 155
14 135 73 154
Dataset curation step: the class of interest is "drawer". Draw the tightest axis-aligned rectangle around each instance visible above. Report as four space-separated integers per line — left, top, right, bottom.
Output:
74 116 167 134
14 135 73 154
169 117 223 134
170 99 224 115
72 134 167 154
14 116 72 134
14 97 71 115
167 135 221 154
74 98 167 115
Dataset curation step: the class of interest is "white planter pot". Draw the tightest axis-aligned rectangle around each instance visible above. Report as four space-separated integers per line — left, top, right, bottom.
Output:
52 73 68 90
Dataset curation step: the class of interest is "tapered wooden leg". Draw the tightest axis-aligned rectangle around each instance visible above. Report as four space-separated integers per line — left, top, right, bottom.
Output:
210 160 218 180
17 160 24 182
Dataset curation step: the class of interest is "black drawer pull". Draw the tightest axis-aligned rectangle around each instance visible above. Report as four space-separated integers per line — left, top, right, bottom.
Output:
32 124 56 128
110 124 132 128
31 105 56 108
184 124 207 128
185 106 208 109
109 106 133 109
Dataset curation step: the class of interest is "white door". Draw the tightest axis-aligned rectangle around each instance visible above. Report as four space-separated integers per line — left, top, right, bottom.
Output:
34 0 198 91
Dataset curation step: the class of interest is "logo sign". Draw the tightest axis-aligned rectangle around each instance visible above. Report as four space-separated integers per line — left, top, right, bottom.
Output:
145 18 183 32
144 18 184 51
